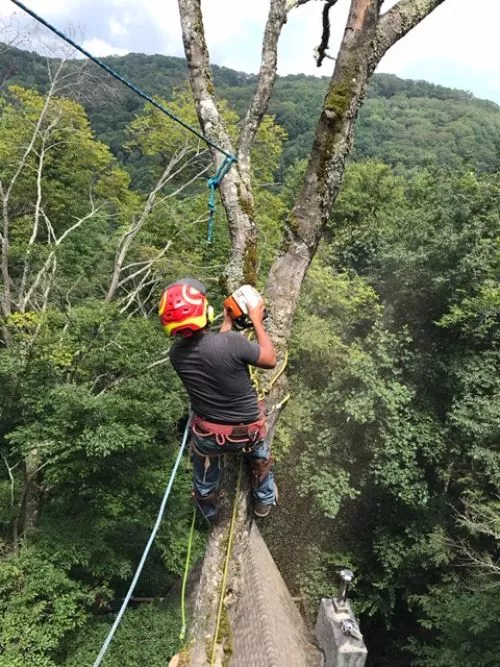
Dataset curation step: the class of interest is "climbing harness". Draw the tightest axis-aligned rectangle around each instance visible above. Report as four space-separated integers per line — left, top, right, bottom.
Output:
91 417 192 667
191 406 267 447
10 0 237 242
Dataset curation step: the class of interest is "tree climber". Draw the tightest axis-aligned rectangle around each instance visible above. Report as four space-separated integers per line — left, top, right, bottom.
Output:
159 278 277 522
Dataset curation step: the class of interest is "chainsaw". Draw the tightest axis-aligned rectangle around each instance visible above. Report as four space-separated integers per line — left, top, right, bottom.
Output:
223 285 266 330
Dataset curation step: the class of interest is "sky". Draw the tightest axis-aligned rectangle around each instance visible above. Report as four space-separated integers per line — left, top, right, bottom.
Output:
1 0 499 105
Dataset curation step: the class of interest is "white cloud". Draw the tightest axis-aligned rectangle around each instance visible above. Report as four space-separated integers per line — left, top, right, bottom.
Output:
109 18 128 37
82 37 128 57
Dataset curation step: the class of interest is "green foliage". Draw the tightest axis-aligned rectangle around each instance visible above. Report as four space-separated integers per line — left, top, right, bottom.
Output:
407 578 500 667
0 77 213 666
0 51 288 664
64 601 182 667
0 548 92 667
2 47 498 177
0 84 129 229
274 160 500 665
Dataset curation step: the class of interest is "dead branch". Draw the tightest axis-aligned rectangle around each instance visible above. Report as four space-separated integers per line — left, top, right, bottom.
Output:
22 201 101 312
106 144 206 302
124 278 161 318
119 264 168 316
118 240 172 293
316 0 341 67
456 498 500 542
17 114 62 309
445 497 500 584
0 449 21 553
452 536 500 582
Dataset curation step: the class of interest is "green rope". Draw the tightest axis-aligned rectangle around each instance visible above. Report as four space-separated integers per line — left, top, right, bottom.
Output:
11 0 237 241
210 458 243 666
179 507 197 642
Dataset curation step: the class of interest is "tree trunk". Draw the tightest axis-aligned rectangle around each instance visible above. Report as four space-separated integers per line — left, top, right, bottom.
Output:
266 0 380 348
176 1 449 661
178 0 258 289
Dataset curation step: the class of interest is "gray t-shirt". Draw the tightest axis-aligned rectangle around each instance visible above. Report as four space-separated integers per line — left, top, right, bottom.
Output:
169 330 260 424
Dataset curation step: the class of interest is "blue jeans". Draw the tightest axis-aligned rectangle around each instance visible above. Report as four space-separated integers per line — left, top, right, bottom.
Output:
190 430 275 521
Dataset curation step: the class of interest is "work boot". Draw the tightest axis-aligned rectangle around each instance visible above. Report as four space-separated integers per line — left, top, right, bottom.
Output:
253 501 272 518
193 490 220 525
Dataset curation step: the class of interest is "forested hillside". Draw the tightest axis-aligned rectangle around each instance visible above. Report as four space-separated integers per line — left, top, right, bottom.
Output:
0 41 499 667
2 45 499 174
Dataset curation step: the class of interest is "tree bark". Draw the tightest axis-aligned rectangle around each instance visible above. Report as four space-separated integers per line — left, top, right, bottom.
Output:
177 0 449 347
178 0 288 289
375 0 446 62
266 0 446 348
237 0 288 181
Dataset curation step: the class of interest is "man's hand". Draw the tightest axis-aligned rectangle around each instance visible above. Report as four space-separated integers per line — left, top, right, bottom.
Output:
247 299 266 326
248 298 276 369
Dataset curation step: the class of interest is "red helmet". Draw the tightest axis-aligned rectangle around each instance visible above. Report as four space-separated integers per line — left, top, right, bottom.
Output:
159 279 212 337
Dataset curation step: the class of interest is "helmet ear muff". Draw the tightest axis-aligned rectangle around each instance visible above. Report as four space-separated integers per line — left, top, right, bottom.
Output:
207 304 214 325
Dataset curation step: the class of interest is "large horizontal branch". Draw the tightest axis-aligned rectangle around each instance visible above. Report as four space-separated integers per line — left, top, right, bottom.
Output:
375 0 446 62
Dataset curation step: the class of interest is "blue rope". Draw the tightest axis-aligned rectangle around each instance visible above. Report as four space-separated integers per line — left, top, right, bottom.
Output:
10 0 232 159
10 0 237 238
92 417 192 667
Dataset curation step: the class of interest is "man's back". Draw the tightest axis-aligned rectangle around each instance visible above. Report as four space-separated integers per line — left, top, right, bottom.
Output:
169 330 260 424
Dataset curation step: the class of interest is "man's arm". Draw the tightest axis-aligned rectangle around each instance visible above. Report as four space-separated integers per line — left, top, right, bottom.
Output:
219 307 233 333
247 301 276 369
